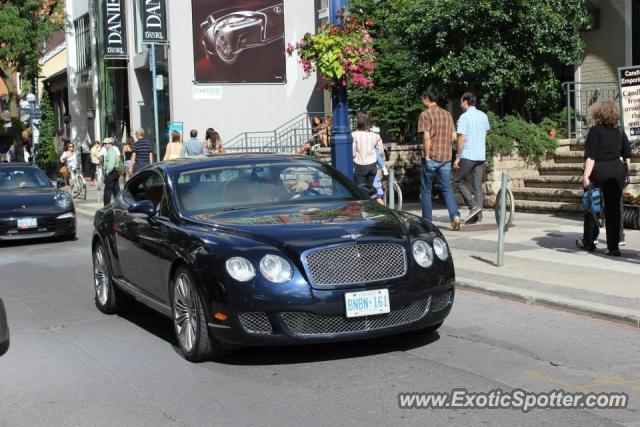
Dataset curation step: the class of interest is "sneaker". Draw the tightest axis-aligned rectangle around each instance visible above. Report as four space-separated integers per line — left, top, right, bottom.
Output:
382 166 389 176
463 207 482 224
619 240 626 247
451 216 461 231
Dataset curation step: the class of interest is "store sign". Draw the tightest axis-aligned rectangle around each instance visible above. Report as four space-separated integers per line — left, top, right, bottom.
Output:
193 85 223 100
140 0 168 43
103 0 127 59
619 66 640 142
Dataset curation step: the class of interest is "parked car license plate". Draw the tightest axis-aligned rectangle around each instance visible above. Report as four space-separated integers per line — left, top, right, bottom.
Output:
17 218 37 230
345 289 390 318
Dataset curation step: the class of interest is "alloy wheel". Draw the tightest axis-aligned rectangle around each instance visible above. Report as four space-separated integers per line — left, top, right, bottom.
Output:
173 273 199 353
93 246 109 306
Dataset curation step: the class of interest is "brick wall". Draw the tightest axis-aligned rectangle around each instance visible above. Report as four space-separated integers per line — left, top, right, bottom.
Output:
580 0 627 83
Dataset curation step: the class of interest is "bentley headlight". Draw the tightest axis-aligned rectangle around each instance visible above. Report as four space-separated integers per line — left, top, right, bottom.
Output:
412 240 434 268
54 192 72 210
225 257 255 282
433 237 449 261
260 254 292 284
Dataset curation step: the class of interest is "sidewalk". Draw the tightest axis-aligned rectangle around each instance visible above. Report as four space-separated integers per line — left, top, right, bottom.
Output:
405 202 640 327
74 190 640 327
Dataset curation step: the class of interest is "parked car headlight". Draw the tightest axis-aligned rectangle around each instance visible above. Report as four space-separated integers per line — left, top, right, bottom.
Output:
260 254 292 284
433 237 449 261
225 257 255 282
54 192 72 210
412 240 434 268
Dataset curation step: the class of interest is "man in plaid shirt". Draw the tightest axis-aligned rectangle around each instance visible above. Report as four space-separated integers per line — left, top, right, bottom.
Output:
417 88 461 230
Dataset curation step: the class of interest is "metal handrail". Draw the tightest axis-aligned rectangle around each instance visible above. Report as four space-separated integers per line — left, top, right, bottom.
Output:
561 81 619 140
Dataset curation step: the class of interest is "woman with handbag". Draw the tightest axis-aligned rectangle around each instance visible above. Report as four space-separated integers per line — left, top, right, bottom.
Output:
59 142 78 190
577 100 632 256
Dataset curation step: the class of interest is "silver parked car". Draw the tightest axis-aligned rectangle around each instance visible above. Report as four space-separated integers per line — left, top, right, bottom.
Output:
201 4 284 64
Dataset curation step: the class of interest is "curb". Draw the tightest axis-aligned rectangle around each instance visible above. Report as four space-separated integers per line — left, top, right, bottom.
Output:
456 278 640 328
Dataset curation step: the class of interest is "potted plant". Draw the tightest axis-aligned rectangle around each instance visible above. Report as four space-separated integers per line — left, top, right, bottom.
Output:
622 192 640 229
286 10 377 89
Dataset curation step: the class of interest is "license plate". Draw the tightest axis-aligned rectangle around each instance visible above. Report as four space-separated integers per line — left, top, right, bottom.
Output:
17 218 37 230
345 289 390 318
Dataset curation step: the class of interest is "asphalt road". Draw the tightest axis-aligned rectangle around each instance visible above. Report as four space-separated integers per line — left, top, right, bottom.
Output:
0 218 638 427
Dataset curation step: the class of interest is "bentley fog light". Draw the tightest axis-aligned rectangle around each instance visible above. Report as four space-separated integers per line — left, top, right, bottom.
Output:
260 254 292 284
412 240 434 268
225 257 256 282
433 237 449 261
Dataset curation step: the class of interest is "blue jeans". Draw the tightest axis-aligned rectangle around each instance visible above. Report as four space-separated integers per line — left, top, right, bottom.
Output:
420 159 459 222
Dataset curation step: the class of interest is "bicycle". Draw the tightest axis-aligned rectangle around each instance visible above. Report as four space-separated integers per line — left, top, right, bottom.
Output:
69 167 87 200
494 187 515 229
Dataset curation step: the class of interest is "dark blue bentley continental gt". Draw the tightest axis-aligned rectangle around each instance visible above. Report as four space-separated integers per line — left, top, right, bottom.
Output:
92 154 455 362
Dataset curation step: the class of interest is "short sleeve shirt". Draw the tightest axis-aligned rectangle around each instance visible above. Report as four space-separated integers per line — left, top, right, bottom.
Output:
133 138 153 165
418 105 456 162
584 125 632 161
457 107 490 161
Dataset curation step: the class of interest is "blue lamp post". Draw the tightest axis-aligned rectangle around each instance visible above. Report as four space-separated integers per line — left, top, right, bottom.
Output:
329 0 353 181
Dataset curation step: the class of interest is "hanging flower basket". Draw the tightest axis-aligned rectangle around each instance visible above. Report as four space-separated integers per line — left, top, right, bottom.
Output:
622 192 640 229
286 10 377 89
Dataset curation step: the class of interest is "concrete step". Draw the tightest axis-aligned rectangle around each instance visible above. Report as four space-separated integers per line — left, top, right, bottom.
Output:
553 151 585 164
514 199 583 214
524 176 583 190
512 188 582 204
538 163 583 176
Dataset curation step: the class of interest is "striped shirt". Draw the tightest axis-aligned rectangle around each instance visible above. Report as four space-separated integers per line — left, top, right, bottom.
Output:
352 130 384 165
457 106 490 161
418 104 456 162
133 138 153 166
181 138 205 157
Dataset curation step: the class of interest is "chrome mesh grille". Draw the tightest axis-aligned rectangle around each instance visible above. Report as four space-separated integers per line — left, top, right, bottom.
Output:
303 243 407 287
431 291 452 313
280 297 431 336
238 312 273 335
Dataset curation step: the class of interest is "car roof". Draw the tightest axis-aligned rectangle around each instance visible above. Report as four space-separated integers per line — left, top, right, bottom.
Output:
0 163 41 169
153 153 324 175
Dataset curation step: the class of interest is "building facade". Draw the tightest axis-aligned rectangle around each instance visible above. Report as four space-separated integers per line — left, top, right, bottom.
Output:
65 0 324 158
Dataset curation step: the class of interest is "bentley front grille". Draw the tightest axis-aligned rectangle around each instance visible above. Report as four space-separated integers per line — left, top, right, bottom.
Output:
238 312 273 335
303 243 407 287
280 297 431 337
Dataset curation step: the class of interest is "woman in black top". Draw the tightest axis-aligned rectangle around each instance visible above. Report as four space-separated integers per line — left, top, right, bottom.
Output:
577 100 632 256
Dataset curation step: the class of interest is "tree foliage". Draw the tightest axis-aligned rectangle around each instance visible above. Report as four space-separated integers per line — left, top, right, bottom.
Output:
0 0 64 148
348 0 589 141
35 89 58 174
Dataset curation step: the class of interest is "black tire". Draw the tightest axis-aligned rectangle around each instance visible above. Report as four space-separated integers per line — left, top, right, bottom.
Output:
171 267 228 362
92 242 132 314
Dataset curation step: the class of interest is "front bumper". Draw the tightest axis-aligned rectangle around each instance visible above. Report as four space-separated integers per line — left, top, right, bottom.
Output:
0 213 76 241
208 278 455 347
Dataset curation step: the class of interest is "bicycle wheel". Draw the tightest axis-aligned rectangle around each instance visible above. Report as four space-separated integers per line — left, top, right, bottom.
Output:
71 175 82 199
494 187 514 229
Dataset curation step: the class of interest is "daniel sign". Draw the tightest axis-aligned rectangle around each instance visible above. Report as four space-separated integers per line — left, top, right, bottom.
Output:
618 66 640 142
102 0 127 59
139 0 168 43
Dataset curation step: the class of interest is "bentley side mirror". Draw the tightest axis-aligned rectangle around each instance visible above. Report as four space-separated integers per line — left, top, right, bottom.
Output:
128 200 156 217
0 299 9 357
359 184 377 199
56 179 66 188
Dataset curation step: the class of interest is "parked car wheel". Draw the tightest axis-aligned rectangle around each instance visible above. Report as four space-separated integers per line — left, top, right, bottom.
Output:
93 242 132 314
172 267 228 362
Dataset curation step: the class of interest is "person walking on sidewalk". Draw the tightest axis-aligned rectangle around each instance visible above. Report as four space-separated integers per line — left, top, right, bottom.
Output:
102 138 121 206
577 100 632 256
131 129 153 175
455 92 490 224
352 112 384 189
164 130 183 160
418 88 461 230
90 141 101 185
181 130 205 158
